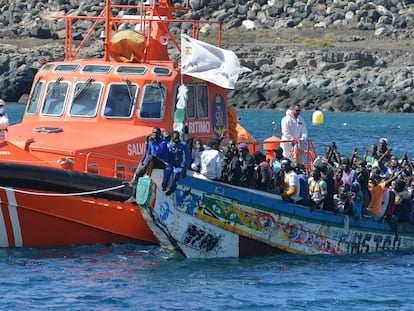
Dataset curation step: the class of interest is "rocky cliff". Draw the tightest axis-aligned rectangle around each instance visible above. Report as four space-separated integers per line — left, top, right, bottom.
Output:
1 0 414 112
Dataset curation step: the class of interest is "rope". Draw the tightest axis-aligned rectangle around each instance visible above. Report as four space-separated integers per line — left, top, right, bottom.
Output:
0 184 126 197
3 159 60 164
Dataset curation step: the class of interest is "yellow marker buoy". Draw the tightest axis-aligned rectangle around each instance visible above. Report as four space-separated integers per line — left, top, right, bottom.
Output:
312 110 324 125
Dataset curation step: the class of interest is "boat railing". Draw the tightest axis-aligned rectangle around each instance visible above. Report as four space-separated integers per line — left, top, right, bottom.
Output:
240 138 317 173
52 0 222 62
83 152 137 179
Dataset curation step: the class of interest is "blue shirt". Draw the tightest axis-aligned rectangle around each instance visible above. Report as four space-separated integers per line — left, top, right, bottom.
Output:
167 141 190 169
143 137 168 164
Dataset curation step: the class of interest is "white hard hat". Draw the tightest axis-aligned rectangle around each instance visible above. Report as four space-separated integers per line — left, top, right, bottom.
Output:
0 99 5 106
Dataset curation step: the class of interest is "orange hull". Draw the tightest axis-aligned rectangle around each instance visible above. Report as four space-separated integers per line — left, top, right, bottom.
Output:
0 1 259 248
0 187 156 247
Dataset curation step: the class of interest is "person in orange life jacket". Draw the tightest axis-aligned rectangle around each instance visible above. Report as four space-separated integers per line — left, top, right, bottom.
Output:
365 172 401 219
280 160 301 203
0 99 9 140
162 130 190 196
253 151 273 191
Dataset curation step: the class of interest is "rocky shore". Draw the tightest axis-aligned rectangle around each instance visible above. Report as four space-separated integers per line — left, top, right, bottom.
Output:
1 0 414 112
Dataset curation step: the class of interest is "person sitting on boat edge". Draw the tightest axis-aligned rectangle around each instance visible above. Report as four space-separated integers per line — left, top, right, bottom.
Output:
0 99 9 140
162 130 190 196
191 138 223 181
280 159 301 203
125 127 168 202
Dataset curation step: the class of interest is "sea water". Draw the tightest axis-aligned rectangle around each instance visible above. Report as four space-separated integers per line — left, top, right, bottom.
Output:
2 105 414 310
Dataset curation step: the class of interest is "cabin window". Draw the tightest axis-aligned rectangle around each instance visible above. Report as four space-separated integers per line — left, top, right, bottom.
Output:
185 85 195 119
26 80 44 115
42 79 69 116
196 84 209 118
139 83 166 119
130 166 137 178
104 83 138 118
153 67 172 76
116 164 126 179
41 64 55 72
69 79 102 117
87 162 99 175
55 64 80 72
116 66 147 75
82 65 112 74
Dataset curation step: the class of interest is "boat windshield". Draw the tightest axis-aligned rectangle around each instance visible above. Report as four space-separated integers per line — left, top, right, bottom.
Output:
26 78 44 115
70 81 102 117
139 83 166 119
42 79 69 116
104 82 138 118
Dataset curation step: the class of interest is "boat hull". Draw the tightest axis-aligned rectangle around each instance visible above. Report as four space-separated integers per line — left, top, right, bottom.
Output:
139 170 414 258
0 163 157 247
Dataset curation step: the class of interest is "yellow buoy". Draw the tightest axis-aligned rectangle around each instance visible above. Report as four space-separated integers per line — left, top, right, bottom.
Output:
312 110 324 125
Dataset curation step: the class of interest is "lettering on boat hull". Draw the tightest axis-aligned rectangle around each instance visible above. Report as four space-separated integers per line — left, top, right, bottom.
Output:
187 121 211 134
127 142 146 156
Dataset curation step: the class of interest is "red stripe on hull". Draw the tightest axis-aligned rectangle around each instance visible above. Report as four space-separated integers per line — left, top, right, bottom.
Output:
0 191 16 246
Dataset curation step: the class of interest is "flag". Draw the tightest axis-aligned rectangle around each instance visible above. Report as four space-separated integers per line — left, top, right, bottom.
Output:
181 34 251 89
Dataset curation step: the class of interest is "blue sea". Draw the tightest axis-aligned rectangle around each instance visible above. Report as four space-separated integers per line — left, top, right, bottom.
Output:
3 105 414 311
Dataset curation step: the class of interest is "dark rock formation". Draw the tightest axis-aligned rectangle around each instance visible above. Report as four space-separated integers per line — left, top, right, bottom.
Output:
1 0 414 112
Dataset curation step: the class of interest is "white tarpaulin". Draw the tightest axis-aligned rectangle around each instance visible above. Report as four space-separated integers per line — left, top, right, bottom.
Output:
181 34 251 89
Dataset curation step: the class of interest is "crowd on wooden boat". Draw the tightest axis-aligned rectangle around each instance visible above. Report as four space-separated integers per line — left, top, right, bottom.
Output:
127 104 414 230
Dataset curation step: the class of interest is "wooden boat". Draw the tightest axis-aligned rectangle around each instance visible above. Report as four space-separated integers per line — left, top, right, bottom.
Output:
0 0 257 247
137 169 414 258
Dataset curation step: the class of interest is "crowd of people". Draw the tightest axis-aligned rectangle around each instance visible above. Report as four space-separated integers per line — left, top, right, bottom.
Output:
125 103 414 227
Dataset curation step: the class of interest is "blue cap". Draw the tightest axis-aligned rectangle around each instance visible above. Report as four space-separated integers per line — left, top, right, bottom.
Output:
238 143 248 150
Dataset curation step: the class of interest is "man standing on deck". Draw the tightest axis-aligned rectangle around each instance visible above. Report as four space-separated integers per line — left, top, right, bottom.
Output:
280 104 308 162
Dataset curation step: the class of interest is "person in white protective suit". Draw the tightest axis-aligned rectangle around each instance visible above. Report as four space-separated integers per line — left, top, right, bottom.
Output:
280 104 308 163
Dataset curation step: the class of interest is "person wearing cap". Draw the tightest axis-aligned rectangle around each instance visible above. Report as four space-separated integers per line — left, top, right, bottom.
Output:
0 99 9 140
270 146 289 175
237 143 255 188
280 104 308 162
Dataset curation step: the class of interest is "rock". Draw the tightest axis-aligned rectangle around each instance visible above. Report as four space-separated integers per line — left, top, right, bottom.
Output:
2 0 414 113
